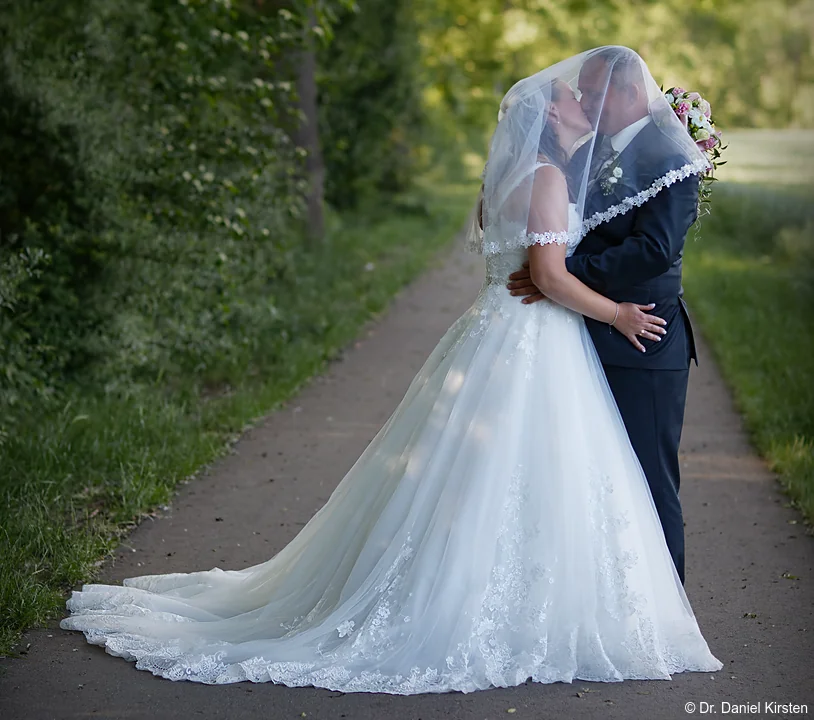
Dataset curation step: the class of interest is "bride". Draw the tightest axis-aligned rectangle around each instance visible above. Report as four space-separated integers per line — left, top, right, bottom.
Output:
60 47 724 694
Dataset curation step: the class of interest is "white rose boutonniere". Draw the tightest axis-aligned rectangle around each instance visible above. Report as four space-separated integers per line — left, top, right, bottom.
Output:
599 159 624 195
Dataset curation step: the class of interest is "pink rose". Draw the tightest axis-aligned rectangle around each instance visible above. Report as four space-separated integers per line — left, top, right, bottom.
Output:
686 91 701 102
703 136 718 151
676 101 691 115
672 87 685 96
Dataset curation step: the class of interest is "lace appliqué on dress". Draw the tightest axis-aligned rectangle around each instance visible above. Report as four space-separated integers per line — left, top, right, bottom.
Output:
481 228 577 255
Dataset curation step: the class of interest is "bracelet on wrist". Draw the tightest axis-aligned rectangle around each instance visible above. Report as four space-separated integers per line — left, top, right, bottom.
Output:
609 302 619 331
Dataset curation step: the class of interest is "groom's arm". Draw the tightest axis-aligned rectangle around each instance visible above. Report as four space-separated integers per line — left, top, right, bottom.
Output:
565 173 699 293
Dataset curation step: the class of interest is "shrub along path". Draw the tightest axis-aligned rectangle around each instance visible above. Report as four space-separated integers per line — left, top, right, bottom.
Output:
1 237 812 720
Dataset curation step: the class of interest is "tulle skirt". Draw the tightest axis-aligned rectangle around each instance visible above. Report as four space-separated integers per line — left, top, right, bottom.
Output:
60 252 723 693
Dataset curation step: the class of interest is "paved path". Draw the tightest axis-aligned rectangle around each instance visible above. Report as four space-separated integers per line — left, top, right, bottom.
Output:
2 238 812 720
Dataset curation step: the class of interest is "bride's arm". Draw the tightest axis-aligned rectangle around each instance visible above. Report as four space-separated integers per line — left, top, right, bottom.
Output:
526 165 666 349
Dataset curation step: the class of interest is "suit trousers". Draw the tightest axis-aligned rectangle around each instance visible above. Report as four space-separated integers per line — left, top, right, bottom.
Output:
602 364 691 585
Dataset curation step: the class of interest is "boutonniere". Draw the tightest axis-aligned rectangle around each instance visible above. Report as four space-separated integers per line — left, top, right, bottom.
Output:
599 161 624 195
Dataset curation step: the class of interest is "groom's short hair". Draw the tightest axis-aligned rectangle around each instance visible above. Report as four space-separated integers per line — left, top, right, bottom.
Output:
590 47 645 91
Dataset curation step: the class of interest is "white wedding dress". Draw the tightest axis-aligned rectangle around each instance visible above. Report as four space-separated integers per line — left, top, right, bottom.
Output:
60 186 724 693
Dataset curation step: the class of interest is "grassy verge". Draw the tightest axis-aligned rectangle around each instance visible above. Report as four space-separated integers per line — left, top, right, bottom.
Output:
0 166 479 656
683 182 814 526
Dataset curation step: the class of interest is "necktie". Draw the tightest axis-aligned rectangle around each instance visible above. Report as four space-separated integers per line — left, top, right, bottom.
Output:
585 137 619 200
589 136 618 183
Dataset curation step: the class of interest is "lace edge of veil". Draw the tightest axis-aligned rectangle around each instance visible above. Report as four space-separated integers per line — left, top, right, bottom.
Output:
467 158 710 255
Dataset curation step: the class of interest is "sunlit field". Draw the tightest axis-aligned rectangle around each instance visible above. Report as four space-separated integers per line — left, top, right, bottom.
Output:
683 129 814 527
715 129 814 186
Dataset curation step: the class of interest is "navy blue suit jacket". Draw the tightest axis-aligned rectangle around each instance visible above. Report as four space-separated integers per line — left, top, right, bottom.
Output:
565 120 699 370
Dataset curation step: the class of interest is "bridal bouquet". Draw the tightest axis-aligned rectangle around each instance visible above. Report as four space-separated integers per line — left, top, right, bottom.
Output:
664 86 726 208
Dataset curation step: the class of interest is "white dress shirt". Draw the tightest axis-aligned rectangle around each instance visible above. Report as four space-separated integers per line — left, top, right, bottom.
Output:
609 115 652 155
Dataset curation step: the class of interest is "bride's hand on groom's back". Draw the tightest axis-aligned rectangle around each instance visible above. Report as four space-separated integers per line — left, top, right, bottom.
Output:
615 302 667 353
506 261 546 304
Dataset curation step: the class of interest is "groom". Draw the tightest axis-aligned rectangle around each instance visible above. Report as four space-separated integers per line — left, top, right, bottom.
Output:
507 48 699 585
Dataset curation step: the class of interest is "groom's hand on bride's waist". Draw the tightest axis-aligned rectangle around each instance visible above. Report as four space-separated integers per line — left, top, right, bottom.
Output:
507 261 546 304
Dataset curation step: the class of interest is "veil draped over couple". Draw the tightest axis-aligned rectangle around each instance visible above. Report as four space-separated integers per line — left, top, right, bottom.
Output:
60 46 724 694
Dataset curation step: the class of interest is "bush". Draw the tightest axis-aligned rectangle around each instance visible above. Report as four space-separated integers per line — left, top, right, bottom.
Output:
0 0 341 440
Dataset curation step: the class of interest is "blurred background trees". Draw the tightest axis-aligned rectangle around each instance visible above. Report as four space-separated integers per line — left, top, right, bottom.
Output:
417 0 813 145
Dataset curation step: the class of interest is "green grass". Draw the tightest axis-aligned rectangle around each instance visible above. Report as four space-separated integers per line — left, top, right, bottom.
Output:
684 180 814 527
0 164 479 657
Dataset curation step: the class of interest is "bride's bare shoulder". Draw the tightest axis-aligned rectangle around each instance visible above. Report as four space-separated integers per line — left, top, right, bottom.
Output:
532 160 568 192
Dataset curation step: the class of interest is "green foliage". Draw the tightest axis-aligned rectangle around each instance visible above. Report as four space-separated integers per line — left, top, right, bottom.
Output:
0 0 333 441
684 182 814 525
317 0 424 209
0 246 53 445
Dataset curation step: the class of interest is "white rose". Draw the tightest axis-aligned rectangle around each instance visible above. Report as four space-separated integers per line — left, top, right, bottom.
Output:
612 167 623 178
608 176 618 184
695 128 710 141
665 93 675 104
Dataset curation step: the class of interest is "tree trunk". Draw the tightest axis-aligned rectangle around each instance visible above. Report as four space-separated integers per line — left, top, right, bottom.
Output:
293 6 325 241
246 0 325 241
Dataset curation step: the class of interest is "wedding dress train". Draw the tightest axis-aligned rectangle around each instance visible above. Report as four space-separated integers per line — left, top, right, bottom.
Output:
60 203 723 693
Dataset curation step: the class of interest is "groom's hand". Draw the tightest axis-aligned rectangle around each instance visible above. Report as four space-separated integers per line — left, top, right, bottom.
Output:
507 262 546 304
